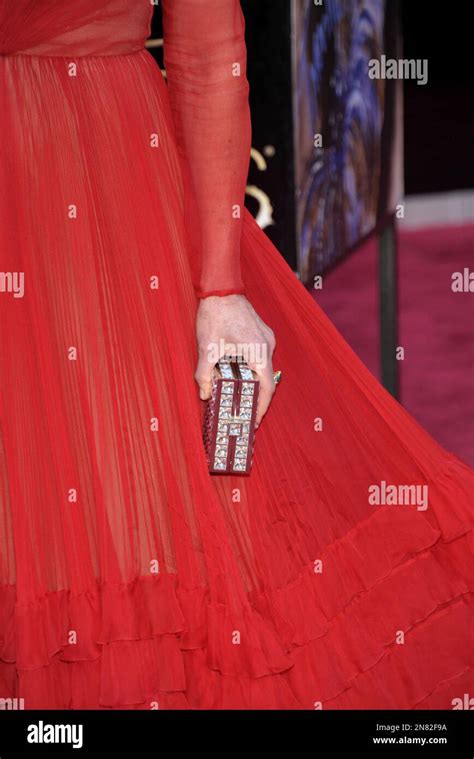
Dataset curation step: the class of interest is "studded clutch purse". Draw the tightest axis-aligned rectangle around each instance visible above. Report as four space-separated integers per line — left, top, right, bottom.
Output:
203 358 259 475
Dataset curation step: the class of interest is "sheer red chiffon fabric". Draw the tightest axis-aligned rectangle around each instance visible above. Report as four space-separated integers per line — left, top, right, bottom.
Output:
0 0 473 709
162 0 250 297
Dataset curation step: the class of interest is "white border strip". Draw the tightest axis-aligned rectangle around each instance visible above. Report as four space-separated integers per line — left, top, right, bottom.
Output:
399 190 474 229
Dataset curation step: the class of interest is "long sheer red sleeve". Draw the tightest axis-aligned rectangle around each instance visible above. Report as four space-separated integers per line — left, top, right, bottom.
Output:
161 0 251 298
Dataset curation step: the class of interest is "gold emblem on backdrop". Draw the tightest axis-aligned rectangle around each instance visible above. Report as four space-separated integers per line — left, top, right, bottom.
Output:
246 147 276 231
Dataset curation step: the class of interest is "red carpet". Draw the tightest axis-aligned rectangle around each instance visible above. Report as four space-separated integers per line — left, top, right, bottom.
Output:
315 224 474 466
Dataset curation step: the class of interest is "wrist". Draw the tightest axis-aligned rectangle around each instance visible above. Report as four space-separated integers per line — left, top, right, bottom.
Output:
196 286 246 299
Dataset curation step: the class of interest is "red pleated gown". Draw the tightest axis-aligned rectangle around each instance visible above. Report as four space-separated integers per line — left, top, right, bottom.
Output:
0 0 473 710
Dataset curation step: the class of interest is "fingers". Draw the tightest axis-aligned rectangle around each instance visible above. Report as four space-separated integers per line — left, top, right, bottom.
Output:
194 351 214 400
195 335 278 427
250 361 275 427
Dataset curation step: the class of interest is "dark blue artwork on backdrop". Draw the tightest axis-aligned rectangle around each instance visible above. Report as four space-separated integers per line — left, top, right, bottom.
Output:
147 0 401 286
295 0 401 281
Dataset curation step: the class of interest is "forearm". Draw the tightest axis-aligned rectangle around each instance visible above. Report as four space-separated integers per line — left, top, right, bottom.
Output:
162 0 251 296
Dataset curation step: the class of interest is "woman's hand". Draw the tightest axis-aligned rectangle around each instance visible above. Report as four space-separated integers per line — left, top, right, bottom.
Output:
195 294 276 427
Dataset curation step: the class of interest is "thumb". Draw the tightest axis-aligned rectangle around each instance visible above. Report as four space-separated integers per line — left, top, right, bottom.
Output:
195 354 214 400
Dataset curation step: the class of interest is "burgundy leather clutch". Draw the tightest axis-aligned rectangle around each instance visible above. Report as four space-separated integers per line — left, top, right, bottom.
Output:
203 358 259 475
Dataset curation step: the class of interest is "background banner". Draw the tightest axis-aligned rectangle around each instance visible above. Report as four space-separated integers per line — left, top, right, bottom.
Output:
150 0 403 286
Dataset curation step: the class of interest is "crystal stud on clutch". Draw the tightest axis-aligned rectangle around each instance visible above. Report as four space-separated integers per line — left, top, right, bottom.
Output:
203 357 259 475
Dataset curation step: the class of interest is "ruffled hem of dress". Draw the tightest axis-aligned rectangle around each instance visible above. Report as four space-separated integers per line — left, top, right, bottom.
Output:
0 455 473 709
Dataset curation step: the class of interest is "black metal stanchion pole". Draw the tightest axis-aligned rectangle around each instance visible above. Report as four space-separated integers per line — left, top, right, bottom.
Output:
379 218 399 399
